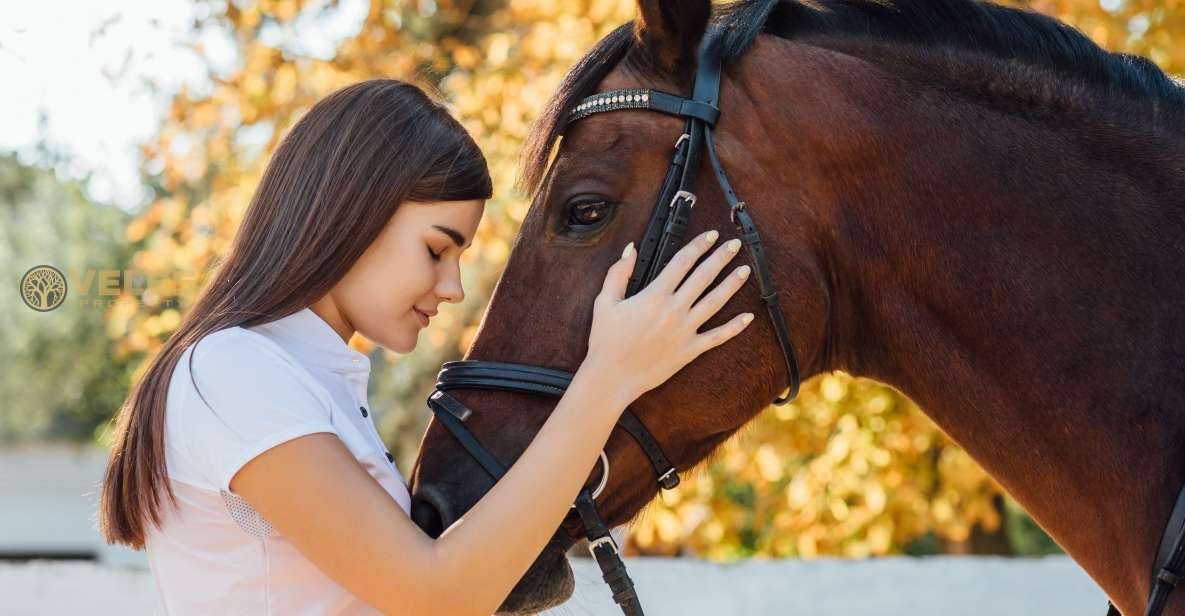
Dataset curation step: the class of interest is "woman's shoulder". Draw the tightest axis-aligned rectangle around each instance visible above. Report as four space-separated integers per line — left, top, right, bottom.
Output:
178 327 314 387
166 326 338 492
175 325 334 411
184 326 290 368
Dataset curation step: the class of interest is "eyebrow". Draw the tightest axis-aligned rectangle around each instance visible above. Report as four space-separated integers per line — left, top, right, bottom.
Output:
432 225 469 249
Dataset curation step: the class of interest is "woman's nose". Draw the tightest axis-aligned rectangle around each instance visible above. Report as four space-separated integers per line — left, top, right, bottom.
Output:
437 271 464 303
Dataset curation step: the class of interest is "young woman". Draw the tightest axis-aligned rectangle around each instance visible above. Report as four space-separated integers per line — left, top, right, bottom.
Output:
99 78 754 615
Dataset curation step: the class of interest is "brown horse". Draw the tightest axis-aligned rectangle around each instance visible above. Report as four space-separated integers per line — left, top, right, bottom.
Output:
409 0 1185 613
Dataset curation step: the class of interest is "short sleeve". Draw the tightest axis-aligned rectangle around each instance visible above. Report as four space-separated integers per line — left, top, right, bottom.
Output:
177 330 337 493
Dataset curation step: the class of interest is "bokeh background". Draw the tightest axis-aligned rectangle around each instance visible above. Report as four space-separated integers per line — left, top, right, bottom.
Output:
2 0 1180 572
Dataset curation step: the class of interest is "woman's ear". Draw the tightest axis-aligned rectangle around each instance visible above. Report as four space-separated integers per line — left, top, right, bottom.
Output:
633 0 712 76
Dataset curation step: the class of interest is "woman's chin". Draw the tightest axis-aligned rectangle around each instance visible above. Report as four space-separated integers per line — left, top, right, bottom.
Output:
391 334 416 354
370 328 416 354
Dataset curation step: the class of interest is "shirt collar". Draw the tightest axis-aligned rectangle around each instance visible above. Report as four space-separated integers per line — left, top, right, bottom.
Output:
249 307 371 375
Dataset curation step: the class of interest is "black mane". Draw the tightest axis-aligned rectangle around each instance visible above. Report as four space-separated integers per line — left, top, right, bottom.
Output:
717 0 1184 105
520 0 1185 192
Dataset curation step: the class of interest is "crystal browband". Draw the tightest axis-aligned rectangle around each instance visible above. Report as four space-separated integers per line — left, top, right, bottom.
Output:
567 88 721 126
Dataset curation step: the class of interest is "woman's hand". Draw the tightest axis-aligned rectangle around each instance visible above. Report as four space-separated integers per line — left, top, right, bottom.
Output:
583 229 754 407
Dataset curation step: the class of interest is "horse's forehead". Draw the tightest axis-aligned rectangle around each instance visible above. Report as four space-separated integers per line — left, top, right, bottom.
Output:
600 66 644 91
561 114 665 156
601 61 683 91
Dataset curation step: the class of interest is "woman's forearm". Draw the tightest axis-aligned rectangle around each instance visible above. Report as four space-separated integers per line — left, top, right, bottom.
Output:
429 358 632 615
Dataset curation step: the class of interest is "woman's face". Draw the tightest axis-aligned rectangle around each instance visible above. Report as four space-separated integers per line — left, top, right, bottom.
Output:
328 199 485 353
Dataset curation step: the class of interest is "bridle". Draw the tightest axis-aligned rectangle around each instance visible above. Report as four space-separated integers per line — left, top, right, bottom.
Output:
1108 485 1185 616
426 11 1185 616
424 24 800 616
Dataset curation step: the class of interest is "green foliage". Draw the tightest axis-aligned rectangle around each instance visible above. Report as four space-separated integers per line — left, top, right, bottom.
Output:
0 153 134 442
1004 496 1063 556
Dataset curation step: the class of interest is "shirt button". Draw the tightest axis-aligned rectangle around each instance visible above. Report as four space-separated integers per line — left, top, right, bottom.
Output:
385 451 394 463
359 406 368 418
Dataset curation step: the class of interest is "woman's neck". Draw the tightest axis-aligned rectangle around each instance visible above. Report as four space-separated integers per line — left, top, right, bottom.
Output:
309 296 356 344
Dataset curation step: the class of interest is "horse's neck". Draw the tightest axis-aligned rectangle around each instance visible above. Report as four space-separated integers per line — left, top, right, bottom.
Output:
745 39 1185 609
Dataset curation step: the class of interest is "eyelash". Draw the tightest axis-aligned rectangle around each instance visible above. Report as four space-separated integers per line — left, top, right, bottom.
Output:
427 247 442 262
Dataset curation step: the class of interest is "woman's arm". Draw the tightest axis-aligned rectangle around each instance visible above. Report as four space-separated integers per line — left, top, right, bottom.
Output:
231 232 751 615
230 359 628 616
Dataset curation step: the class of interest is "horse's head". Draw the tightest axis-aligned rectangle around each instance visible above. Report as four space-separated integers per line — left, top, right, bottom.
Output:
410 0 836 612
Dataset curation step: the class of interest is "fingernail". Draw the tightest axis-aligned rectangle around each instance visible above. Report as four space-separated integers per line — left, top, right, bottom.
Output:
726 239 742 253
741 313 754 325
735 265 751 279
705 230 719 244
621 242 635 259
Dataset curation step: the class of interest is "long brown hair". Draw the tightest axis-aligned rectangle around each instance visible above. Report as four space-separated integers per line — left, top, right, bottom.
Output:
100 79 492 549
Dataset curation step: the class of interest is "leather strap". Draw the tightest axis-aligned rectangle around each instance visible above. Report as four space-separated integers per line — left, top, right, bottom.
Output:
432 361 682 492
647 119 703 289
1100 480 1185 615
705 126 801 403
436 360 572 397
1141 482 1185 615
1153 484 1185 586
427 391 506 480
618 411 680 489
627 131 691 297
568 88 719 126
651 91 720 125
429 391 647 614
574 490 644 616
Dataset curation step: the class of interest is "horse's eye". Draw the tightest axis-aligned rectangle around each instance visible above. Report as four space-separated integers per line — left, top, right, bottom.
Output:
568 200 613 228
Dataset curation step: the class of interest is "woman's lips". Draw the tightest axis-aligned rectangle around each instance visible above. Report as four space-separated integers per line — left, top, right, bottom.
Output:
413 308 430 327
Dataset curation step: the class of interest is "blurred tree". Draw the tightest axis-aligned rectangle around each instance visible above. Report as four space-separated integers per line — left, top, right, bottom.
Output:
108 0 1179 559
1022 0 1185 71
0 153 134 442
101 0 520 460
627 373 1008 558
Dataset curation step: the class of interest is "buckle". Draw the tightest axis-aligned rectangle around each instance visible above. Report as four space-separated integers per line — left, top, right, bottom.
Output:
669 190 697 210
730 201 747 224
673 133 690 150
588 535 619 558
657 467 680 490
570 451 610 509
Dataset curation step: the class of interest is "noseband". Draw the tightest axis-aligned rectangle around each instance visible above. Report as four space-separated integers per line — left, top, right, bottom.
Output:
424 26 801 615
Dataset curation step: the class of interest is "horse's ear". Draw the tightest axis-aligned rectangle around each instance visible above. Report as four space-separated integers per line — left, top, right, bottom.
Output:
634 0 712 75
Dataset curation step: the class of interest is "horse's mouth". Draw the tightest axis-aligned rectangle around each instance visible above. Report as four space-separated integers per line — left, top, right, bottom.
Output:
495 535 575 615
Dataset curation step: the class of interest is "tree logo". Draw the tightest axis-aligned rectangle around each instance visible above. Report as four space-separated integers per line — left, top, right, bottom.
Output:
21 265 68 312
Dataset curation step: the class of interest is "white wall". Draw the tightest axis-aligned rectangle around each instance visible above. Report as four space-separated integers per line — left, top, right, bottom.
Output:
1 557 1107 615
0 445 1109 614
0 444 145 567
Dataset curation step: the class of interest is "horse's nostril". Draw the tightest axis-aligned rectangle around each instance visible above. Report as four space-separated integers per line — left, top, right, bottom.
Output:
411 494 446 539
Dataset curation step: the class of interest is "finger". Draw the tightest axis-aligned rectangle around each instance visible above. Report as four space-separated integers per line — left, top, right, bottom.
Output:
599 242 637 303
688 263 751 326
693 311 754 354
674 238 743 307
649 230 720 295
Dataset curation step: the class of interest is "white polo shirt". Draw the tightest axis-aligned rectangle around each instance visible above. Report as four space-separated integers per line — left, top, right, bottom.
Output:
144 307 411 615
